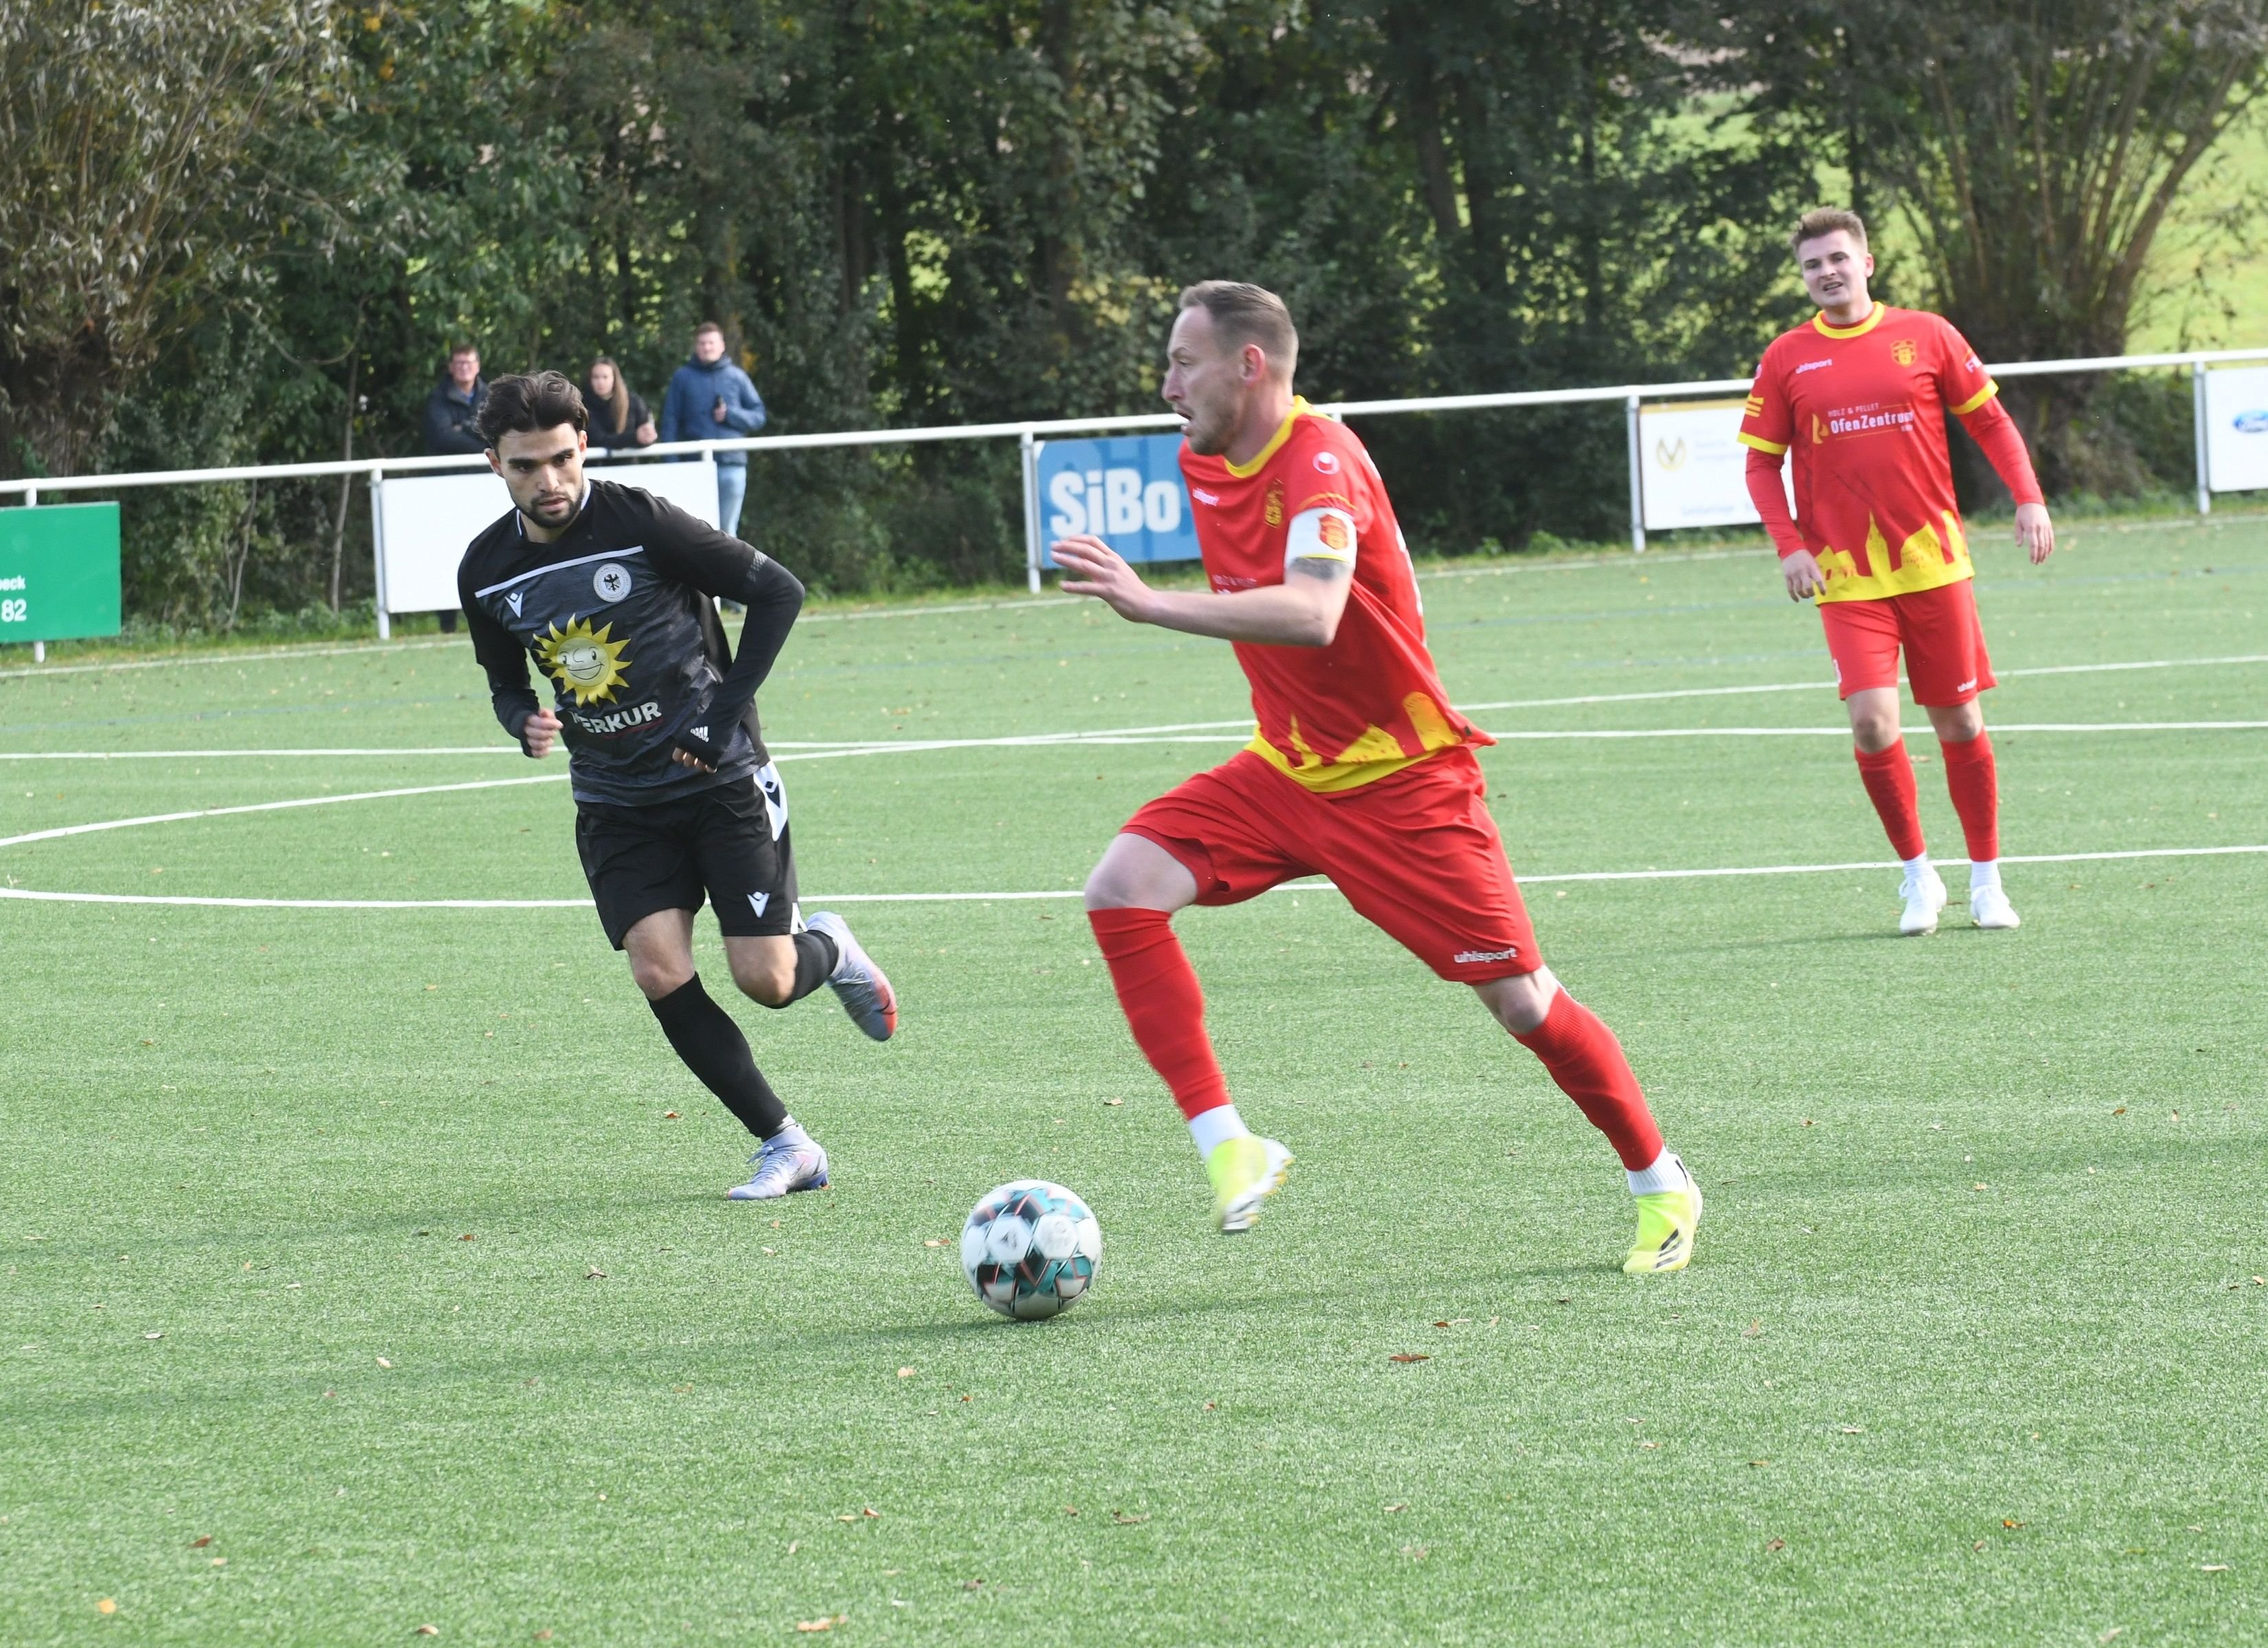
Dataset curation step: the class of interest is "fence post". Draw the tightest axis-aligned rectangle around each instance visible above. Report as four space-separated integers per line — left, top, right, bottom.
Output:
1021 428 1042 594
24 484 40 662
369 469 390 640
1625 394 1646 554
2192 357 2212 515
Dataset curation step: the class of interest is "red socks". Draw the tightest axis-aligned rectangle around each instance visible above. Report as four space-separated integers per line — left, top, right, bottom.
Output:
1087 907 1231 1120
1854 738 1926 860
1940 731 1999 862
1512 991 1665 1171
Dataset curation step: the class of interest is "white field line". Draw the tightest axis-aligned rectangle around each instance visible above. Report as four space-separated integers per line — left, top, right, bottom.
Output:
0 638 462 681
3 843 2263 912
11 709 2268 766
0 774 568 850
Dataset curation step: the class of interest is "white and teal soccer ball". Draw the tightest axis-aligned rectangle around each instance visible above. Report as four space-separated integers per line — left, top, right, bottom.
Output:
961 1180 1101 1320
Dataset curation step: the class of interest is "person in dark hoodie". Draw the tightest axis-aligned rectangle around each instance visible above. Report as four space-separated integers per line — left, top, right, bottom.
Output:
658 321 767 540
420 343 488 631
423 344 488 455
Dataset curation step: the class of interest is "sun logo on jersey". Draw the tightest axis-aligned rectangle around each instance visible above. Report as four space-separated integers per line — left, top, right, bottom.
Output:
536 616 632 705
1891 338 1918 366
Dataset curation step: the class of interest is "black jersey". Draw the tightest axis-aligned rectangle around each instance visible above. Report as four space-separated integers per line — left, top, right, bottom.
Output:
459 478 805 806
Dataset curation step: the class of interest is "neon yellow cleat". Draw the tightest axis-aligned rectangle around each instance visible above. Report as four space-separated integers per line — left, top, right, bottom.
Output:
1623 1175 1702 1274
1206 1136 1294 1233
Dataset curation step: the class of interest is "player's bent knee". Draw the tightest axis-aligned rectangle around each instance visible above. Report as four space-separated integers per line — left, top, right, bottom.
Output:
1083 833 1198 913
729 962 796 1008
629 956 694 1001
1474 968 1558 1036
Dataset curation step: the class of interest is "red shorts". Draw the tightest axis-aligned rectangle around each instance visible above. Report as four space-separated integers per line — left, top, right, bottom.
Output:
1818 579 1995 707
1123 746 1542 984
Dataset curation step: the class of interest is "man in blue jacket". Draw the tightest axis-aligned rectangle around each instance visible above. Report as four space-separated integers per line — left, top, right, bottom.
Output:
659 321 767 539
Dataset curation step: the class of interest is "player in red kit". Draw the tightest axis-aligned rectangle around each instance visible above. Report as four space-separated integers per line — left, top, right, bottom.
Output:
1741 208 2056 934
1051 282 1698 1274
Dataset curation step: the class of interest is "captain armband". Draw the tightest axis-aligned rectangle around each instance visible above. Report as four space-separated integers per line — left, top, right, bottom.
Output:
1284 507 1358 575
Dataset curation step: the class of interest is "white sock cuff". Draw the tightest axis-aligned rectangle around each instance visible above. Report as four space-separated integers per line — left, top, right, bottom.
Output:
1188 1104 1250 1160
1901 852 1933 876
1969 859 2001 888
1626 1147 1687 1197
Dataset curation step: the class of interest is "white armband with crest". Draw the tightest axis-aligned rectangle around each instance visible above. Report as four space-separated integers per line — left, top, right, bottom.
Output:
1284 506 1357 572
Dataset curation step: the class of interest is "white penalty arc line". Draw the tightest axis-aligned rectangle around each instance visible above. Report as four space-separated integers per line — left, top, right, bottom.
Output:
3 844 2264 912
6 651 2265 760
15 716 2266 767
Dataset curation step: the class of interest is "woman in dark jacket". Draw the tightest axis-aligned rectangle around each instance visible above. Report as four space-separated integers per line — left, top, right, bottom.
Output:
583 357 658 449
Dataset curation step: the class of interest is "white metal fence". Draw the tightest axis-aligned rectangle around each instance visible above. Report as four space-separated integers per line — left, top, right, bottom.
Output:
4 343 2267 651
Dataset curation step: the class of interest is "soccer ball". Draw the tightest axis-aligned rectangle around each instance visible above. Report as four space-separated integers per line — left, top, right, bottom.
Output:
961 1180 1102 1320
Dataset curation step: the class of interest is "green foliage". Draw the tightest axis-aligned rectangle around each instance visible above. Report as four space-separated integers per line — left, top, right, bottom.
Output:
7 0 2263 624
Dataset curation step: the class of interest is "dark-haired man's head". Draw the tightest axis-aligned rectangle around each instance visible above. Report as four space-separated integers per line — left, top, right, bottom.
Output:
1163 282 1299 458
478 371 589 537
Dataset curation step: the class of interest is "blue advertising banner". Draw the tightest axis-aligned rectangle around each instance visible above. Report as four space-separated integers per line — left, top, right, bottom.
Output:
1035 434 1200 566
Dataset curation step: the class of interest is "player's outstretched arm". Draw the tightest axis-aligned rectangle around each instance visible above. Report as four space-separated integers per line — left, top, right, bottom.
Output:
1052 534 1354 647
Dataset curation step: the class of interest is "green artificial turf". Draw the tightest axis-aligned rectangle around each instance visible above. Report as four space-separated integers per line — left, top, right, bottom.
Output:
3 521 2265 1645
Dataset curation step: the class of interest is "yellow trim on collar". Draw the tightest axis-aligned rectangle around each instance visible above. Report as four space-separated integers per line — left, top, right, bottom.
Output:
1222 397 1312 479
1811 303 1886 340
1949 381 1999 417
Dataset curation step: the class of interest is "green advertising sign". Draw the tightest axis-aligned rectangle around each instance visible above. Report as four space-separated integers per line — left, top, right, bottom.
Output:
0 503 122 643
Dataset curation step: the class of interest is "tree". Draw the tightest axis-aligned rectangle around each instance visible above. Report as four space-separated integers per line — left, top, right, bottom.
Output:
1713 0 2268 493
0 0 346 478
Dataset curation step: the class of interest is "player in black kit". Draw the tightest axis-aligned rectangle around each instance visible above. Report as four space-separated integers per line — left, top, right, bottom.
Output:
459 371 897 1199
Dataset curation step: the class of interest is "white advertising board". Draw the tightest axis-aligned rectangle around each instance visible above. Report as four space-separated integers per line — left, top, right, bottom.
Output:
2203 365 2268 494
1639 398 1793 531
374 458 721 617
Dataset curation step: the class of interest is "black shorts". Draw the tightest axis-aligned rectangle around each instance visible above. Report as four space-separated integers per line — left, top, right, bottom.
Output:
573 763 800 949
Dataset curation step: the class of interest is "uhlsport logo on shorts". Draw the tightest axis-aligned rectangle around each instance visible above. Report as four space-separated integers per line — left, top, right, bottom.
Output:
1454 945 1520 964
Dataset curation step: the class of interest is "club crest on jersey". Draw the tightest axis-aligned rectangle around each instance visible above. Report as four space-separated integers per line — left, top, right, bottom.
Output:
1312 449 1340 475
1264 478 1285 527
537 616 632 706
1891 338 1918 366
505 591 524 617
593 561 633 602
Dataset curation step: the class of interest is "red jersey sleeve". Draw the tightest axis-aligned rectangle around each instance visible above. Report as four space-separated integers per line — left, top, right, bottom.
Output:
1935 317 1999 418
1737 346 1793 456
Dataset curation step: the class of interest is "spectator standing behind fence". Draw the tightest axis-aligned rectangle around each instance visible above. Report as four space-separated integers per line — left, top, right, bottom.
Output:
424 344 488 455
584 357 658 451
420 343 488 631
660 321 766 541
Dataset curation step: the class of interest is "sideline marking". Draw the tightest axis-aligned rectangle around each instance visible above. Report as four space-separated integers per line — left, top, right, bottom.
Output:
3 844 2262 911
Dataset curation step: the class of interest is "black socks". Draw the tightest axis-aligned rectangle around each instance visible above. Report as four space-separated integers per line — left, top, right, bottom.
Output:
647 973 788 1138
789 929 839 1004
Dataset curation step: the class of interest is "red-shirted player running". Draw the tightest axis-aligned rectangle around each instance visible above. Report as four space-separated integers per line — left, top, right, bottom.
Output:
1051 282 1699 1274
1740 208 2056 934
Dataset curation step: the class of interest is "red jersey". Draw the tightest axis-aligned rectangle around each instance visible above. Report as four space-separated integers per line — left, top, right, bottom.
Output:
1180 398 1488 792
1738 304 2001 604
